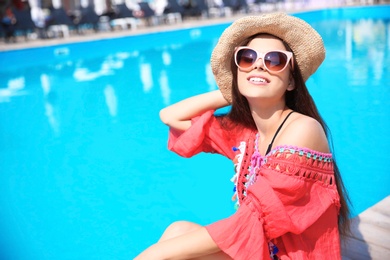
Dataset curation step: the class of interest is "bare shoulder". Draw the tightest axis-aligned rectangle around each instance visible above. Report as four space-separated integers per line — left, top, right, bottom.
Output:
276 113 330 153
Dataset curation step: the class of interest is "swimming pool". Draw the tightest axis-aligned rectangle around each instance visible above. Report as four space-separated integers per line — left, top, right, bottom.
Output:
0 5 389 259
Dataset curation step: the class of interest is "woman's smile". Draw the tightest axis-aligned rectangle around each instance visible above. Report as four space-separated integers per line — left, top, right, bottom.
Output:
247 74 270 84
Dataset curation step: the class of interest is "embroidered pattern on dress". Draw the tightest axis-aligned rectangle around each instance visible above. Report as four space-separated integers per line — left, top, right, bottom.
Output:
231 134 264 209
247 133 262 187
230 135 334 260
269 145 333 163
231 141 246 209
231 135 334 210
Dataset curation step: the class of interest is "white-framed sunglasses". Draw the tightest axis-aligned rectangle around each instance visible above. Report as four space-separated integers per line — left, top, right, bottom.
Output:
234 47 294 72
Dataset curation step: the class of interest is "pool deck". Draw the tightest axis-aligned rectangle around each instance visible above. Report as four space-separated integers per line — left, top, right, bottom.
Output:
342 196 390 260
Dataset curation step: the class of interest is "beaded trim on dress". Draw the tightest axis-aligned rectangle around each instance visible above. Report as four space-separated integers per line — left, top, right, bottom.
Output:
231 141 246 209
230 134 333 210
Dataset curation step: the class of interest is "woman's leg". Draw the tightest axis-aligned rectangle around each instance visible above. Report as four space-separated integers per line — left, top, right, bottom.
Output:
158 221 232 260
158 221 202 242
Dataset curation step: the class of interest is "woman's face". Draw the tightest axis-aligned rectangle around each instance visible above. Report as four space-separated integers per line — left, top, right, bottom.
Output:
236 35 293 107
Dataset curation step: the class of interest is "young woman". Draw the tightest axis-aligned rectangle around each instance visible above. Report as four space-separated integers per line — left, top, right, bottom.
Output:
135 12 350 260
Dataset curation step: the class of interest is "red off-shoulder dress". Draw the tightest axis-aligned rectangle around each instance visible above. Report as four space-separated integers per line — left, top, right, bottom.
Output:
168 110 341 260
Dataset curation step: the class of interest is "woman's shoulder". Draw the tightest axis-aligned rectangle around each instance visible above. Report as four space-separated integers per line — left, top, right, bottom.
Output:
275 113 330 154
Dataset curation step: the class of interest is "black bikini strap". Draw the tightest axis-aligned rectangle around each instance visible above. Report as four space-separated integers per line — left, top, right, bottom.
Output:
266 111 295 155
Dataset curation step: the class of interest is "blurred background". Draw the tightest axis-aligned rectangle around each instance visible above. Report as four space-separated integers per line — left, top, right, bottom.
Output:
1 0 389 44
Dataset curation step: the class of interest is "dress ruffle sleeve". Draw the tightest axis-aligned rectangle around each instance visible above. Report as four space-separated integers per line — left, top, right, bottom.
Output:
167 110 236 159
206 151 341 259
205 196 271 259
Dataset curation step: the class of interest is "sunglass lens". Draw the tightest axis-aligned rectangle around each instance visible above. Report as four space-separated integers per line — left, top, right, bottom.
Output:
237 49 257 69
264 51 288 71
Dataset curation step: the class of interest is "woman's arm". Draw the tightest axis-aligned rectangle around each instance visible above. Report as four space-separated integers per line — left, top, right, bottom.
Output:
160 90 229 131
134 227 221 260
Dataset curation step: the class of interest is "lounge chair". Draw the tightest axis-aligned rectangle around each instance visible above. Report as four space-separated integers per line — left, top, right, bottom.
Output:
76 6 100 33
163 0 184 24
46 7 75 38
138 2 155 18
110 3 138 30
12 7 36 40
0 23 4 39
164 0 185 14
138 2 159 25
47 7 74 26
114 3 135 19
182 0 208 18
207 0 233 17
222 0 248 13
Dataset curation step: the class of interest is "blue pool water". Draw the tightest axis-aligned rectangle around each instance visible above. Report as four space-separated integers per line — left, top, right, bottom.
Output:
1 5 389 259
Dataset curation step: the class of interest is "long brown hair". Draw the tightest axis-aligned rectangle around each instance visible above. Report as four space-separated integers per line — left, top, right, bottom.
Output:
221 34 351 236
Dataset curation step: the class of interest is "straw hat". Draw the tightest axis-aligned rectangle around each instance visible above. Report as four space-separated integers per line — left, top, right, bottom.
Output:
211 12 325 103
